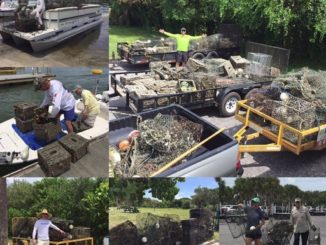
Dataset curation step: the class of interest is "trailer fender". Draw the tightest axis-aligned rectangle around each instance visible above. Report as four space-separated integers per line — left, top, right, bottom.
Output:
192 52 205 60
206 51 219 59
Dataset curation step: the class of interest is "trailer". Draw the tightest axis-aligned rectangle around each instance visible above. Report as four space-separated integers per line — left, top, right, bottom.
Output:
117 31 241 65
110 70 272 116
234 100 326 155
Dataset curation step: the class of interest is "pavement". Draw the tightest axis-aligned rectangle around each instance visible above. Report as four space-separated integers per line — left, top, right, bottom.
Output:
220 216 326 245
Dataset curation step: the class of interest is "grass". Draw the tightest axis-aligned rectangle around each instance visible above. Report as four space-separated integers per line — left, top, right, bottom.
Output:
109 25 161 58
109 207 190 229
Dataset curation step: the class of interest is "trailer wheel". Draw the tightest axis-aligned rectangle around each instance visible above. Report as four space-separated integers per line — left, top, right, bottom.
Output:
192 52 205 60
220 92 241 117
206 51 219 59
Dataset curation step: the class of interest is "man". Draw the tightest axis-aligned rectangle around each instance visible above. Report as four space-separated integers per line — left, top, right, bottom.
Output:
31 0 45 27
38 78 76 133
159 27 206 68
238 197 265 245
32 209 65 245
74 85 100 127
290 198 316 245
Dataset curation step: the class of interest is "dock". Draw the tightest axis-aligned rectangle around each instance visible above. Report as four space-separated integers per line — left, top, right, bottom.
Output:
0 73 52 85
5 135 108 177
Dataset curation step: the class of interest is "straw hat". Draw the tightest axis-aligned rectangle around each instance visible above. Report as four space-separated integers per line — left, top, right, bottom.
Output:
37 209 52 218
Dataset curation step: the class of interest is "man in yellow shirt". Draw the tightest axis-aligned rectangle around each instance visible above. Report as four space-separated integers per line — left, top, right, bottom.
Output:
74 85 100 127
159 27 206 68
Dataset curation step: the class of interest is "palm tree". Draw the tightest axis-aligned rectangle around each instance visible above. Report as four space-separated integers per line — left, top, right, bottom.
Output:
0 178 8 245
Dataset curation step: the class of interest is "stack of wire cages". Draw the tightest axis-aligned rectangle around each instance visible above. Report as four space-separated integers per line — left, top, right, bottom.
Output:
224 209 247 239
262 217 293 245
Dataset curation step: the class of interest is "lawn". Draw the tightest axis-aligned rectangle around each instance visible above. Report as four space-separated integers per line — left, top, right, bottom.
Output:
109 25 162 58
109 207 190 229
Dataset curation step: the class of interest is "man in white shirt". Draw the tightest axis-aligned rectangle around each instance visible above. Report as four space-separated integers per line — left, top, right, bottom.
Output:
39 78 76 133
32 209 65 245
290 198 316 245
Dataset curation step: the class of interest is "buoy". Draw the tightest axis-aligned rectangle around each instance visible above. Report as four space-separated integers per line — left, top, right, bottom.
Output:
92 69 103 75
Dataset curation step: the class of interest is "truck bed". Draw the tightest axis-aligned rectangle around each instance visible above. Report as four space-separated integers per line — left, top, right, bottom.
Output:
109 105 239 177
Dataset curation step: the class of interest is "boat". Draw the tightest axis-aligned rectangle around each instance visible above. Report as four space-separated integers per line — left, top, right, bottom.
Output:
0 99 108 166
0 1 103 52
0 0 17 18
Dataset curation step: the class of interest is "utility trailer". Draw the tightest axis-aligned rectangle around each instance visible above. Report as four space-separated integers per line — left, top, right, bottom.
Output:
110 70 272 116
117 30 241 65
234 100 326 155
109 105 242 177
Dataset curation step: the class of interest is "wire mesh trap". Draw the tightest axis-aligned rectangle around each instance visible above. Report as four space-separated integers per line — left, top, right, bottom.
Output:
114 114 204 177
224 209 247 239
262 219 293 245
137 213 182 245
309 227 321 245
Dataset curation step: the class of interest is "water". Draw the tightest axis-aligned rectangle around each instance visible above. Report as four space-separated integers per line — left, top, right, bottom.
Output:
0 67 109 122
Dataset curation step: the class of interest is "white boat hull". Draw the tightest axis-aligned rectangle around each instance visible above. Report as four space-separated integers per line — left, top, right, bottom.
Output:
0 4 103 52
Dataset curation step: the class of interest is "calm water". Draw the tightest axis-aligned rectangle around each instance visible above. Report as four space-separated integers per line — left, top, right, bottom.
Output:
0 67 108 122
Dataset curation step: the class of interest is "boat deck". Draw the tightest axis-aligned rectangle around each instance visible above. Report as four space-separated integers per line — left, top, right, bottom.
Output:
0 73 51 85
5 135 108 177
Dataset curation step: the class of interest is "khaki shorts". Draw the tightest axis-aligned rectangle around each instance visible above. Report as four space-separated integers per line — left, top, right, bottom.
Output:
37 240 49 245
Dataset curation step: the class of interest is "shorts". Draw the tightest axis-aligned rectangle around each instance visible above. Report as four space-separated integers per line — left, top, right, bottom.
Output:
245 231 262 240
177 51 188 63
37 240 50 245
60 107 75 121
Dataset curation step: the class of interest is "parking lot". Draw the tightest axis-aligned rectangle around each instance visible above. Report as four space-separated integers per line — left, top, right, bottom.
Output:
220 216 326 244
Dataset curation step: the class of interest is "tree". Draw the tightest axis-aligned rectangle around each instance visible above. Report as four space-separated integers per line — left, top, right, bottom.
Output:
0 178 8 245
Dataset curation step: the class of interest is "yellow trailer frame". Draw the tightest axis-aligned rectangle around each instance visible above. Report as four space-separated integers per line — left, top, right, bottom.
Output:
234 100 326 155
12 237 93 245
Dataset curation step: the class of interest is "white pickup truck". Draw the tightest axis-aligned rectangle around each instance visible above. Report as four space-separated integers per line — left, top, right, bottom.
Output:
109 105 242 177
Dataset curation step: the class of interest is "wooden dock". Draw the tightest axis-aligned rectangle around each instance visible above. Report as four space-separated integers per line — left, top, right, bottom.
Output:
0 73 52 85
5 135 108 177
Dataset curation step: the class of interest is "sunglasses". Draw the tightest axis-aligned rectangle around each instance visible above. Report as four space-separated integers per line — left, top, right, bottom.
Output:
181 30 186 32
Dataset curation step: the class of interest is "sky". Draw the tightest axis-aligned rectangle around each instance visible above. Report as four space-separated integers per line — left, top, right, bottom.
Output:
223 177 326 191
145 177 218 199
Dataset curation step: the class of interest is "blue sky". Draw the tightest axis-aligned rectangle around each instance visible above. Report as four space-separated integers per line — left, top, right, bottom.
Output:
145 177 218 199
223 178 326 191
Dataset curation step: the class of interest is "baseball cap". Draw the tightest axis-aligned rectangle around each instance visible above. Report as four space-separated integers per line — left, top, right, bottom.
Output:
251 197 260 203
295 198 301 202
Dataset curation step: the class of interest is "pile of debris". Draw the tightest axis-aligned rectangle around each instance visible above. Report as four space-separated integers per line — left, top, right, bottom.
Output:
109 209 214 245
121 38 176 55
119 56 266 102
113 113 203 177
247 68 326 142
263 220 293 245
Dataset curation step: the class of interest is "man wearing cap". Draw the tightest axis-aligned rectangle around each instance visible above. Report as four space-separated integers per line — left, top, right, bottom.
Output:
32 209 65 245
238 197 265 245
159 28 206 69
291 198 316 245
38 78 76 133
74 85 100 128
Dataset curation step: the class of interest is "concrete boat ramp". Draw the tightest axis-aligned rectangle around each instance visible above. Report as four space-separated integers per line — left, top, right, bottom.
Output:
5 135 108 177
0 73 52 85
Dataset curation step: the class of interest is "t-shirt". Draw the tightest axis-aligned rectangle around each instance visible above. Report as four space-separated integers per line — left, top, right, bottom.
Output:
290 206 312 233
40 80 76 118
32 219 61 240
163 32 202 52
81 89 100 116
244 206 265 233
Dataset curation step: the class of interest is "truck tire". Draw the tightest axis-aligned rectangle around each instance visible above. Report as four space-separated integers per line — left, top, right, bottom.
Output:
244 88 260 100
219 92 241 117
192 52 205 60
206 51 219 59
